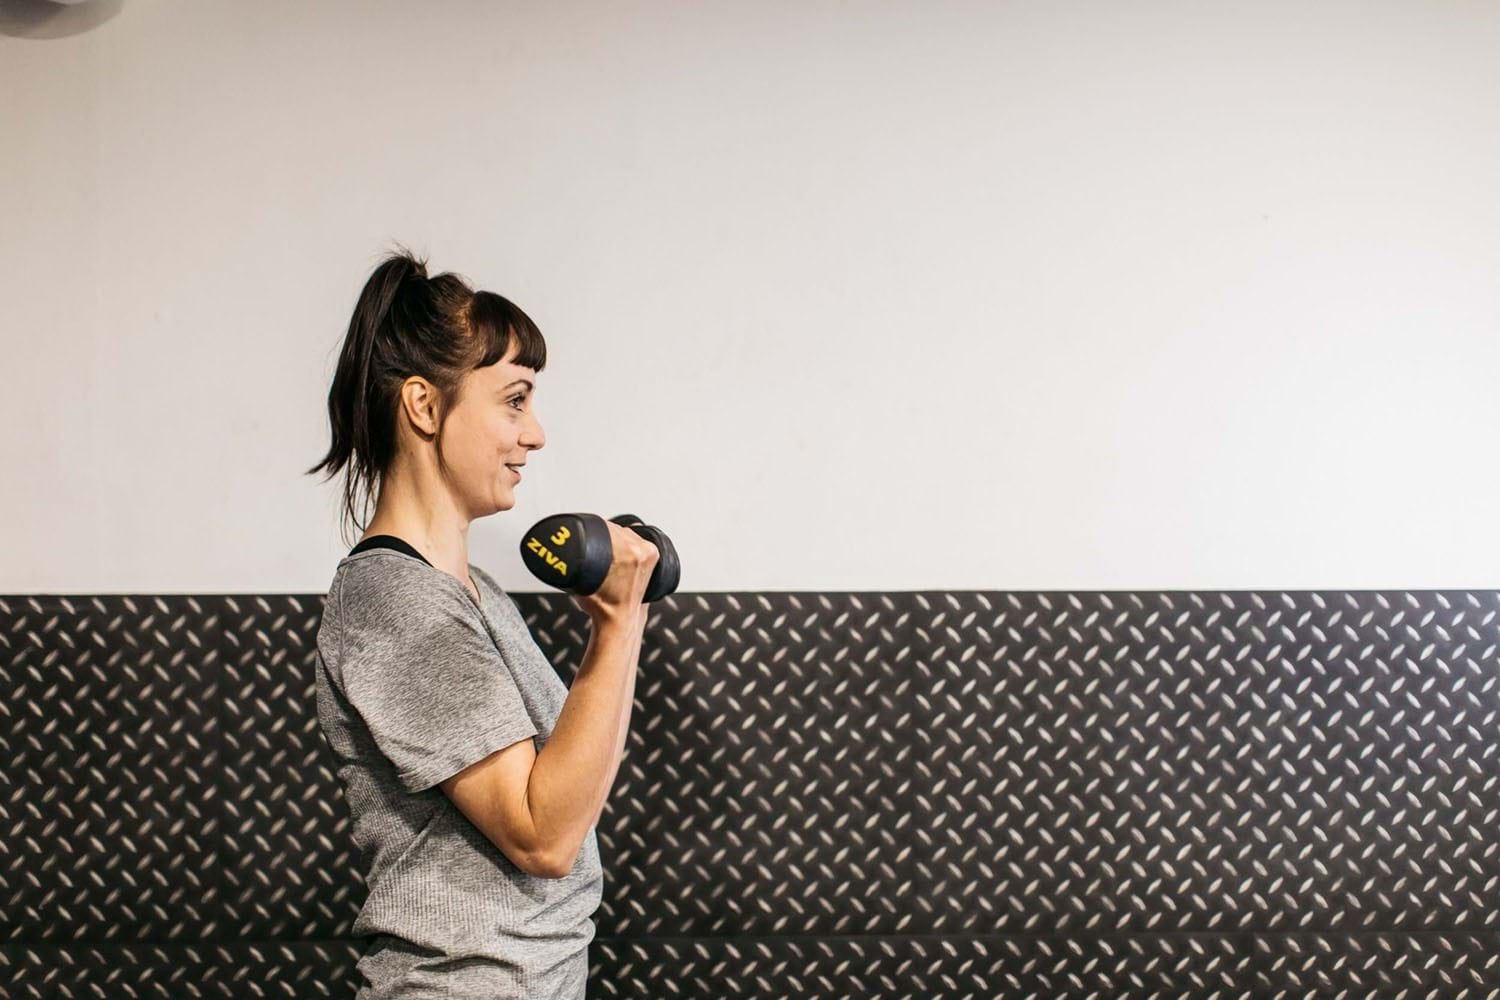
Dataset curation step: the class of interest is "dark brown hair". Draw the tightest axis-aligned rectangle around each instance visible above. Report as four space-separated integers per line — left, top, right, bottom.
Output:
306 245 547 547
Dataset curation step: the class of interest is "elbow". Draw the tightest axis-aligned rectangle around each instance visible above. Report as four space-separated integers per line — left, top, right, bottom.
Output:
531 841 579 880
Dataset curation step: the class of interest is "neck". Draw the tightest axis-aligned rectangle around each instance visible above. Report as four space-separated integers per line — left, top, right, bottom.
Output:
361 457 473 584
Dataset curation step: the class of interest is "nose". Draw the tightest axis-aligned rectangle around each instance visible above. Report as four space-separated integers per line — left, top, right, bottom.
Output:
524 410 545 453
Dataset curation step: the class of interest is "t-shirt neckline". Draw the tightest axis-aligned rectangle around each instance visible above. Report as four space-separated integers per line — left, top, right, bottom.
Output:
349 533 431 566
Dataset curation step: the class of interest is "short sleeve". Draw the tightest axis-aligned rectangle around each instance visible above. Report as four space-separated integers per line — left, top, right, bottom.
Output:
337 569 538 794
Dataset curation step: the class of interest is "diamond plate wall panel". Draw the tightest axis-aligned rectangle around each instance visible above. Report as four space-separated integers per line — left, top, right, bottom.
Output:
2 589 1497 998
5 934 1499 997
1 596 225 946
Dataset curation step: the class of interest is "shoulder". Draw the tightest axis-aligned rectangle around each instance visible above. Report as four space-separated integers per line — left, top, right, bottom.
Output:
339 550 434 596
469 563 506 596
470 564 531 624
337 552 474 628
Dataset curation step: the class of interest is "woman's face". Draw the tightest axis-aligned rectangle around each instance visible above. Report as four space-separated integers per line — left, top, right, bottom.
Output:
442 343 545 516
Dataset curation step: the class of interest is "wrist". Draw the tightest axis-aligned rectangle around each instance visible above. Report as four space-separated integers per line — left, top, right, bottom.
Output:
589 604 643 630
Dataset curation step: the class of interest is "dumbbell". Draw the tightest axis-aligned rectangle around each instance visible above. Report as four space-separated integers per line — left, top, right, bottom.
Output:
519 512 681 603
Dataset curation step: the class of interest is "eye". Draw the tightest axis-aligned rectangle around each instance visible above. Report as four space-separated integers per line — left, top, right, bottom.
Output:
507 394 527 411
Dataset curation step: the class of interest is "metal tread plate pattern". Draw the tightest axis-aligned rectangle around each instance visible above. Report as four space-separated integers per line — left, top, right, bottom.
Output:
2 590 1496 997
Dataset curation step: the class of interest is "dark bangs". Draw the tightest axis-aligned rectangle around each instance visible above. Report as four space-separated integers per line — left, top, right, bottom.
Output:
468 289 547 373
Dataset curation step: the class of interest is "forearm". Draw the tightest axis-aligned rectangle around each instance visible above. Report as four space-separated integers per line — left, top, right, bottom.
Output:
526 608 644 872
588 607 644 829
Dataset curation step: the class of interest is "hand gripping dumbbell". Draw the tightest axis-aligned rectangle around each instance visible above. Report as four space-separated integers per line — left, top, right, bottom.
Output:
519 512 681 603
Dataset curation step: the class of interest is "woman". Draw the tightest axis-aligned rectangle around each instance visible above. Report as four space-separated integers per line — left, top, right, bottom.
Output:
306 248 656 998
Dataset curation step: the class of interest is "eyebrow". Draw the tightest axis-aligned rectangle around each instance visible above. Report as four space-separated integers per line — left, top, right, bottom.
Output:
501 379 534 392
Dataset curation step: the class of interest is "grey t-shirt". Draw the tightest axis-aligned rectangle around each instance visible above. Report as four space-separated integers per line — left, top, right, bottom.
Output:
314 545 603 999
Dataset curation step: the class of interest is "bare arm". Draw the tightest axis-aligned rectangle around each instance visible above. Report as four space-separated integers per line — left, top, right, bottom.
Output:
586 604 646 831
526 605 647 873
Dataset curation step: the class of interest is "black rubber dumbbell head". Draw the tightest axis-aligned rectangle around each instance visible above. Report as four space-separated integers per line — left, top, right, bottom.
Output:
519 512 614 595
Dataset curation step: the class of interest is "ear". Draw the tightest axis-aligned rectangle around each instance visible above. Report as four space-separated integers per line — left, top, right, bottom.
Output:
398 376 442 438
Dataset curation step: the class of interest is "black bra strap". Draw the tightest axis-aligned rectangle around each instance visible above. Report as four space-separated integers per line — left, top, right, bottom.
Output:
348 534 432 567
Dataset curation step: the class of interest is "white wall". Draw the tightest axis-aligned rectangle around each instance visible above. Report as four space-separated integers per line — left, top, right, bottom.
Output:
4 0 1498 594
